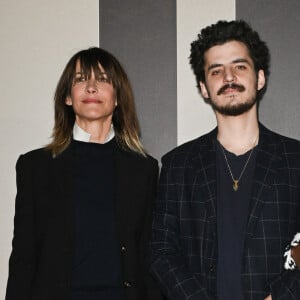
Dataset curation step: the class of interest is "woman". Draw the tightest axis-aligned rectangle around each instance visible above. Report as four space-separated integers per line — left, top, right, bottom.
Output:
6 47 163 300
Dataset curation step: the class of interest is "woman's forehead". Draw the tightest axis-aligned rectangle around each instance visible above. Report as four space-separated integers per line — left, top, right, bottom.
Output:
75 59 106 73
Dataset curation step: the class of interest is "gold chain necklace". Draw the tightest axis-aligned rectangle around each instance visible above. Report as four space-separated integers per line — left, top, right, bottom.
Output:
219 140 257 192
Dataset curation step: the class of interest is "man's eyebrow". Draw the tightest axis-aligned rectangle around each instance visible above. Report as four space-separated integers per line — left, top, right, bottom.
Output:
207 63 222 71
207 58 252 71
232 58 251 64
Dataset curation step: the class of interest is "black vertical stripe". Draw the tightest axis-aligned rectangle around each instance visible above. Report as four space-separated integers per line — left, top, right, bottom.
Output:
99 0 177 160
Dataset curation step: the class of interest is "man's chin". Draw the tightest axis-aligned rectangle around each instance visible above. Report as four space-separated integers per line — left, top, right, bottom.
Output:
212 101 256 116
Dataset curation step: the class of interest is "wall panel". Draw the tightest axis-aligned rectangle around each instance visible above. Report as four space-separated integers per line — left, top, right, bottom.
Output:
99 0 177 160
237 0 300 139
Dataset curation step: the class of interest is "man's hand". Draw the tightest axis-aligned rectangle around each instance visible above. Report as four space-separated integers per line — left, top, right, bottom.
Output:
264 295 272 300
291 244 300 267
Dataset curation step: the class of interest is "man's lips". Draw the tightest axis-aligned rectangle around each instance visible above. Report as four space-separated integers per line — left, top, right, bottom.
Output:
217 83 245 95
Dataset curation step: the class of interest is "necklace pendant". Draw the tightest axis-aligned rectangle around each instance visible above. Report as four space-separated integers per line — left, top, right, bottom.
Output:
233 180 239 191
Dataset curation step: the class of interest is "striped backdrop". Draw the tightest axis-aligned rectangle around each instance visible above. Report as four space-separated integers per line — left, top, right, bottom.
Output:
99 0 300 161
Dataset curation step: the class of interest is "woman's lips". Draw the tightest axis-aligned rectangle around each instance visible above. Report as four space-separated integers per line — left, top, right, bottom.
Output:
82 98 102 103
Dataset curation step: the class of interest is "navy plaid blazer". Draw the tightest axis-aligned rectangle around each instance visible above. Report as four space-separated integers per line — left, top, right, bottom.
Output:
149 124 300 300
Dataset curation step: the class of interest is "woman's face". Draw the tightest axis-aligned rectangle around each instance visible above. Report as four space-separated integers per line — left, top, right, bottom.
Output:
65 60 117 125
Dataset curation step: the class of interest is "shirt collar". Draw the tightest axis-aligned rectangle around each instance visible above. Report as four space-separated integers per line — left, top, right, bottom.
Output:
73 122 115 143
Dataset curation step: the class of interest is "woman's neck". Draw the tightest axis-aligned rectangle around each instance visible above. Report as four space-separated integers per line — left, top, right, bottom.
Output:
75 118 113 143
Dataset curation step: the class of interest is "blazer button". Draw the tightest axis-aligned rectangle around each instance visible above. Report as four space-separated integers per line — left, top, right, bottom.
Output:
123 281 132 288
62 247 70 253
209 265 215 272
121 245 126 253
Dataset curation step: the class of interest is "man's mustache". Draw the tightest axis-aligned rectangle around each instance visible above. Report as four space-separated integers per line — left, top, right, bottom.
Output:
217 83 245 95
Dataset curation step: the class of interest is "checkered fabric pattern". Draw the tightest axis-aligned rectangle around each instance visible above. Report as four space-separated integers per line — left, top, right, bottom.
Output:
149 124 300 300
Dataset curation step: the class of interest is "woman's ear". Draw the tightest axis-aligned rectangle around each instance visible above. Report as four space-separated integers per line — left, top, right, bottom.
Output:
65 96 72 106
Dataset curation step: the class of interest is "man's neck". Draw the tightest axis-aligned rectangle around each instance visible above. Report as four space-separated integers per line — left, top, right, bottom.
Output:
216 108 259 155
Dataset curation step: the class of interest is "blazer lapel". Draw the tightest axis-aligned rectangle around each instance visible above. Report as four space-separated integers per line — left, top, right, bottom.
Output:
113 147 139 237
189 129 218 235
245 125 281 243
113 148 128 227
51 148 75 252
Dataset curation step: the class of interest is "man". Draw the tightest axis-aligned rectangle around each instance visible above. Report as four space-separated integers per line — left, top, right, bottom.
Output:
149 20 300 300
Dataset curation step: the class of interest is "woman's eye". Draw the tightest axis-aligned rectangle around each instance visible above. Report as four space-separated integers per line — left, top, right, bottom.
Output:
74 76 86 83
97 77 109 83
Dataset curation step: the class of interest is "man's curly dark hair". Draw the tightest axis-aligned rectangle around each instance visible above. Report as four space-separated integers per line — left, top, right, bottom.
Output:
190 20 270 93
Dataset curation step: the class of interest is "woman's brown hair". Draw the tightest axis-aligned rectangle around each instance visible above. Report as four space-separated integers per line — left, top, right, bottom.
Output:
47 47 146 157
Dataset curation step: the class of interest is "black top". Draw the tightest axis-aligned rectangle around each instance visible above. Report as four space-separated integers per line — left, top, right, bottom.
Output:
216 141 257 300
70 139 123 300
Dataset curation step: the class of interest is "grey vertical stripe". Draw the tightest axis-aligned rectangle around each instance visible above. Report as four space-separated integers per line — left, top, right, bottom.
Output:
236 0 300 140
99 1 177 160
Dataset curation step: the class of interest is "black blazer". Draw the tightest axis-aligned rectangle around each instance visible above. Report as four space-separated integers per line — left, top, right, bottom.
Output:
6 142 163 300
150 124 300 300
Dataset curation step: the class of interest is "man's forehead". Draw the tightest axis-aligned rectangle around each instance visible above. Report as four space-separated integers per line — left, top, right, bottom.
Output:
204 41 253 67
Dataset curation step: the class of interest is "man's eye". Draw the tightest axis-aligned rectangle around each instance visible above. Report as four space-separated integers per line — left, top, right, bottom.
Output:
211 69 221 76
236 65 246 70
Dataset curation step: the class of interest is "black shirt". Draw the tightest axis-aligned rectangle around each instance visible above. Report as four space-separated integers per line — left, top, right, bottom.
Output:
216 141 257 300
70 139 123 300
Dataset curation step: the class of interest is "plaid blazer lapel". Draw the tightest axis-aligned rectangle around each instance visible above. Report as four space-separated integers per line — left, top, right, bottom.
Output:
245 125 281 243
190 129 218 234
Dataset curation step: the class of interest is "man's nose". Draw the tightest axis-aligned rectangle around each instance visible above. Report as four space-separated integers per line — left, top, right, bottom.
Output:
223 67 235 83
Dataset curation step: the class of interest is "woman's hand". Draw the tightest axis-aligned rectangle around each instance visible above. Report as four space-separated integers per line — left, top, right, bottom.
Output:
264 295 272 300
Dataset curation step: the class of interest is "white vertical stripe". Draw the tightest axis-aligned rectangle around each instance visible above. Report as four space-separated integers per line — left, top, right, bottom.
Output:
0 1 99 297
177 0 235 145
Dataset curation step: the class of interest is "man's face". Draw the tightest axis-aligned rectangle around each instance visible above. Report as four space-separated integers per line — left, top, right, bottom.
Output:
199 41 265 116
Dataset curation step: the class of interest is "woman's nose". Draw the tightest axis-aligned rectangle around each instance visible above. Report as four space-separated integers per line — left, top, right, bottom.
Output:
86 79 98 93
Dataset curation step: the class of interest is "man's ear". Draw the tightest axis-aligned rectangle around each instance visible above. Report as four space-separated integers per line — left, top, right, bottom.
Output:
199 81 209 99
65 96 72 106
257 69 266 91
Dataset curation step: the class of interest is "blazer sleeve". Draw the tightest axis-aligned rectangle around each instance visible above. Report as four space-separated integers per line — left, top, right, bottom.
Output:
269 270 300 299
6 154 37 300
269 233 300 298
149 154 210 300
268 144 300 299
